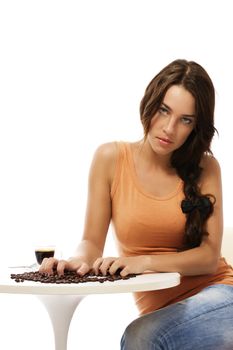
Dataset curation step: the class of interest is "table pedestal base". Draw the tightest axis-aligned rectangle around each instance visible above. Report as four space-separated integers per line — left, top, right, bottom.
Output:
37 295 85 350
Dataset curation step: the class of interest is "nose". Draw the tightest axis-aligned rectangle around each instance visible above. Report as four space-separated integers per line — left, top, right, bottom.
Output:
163 116 176 136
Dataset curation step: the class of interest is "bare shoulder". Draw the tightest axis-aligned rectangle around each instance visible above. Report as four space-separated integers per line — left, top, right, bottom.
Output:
90 142 118 183
199 153 222 190
200 153 221 175
93 142 118 164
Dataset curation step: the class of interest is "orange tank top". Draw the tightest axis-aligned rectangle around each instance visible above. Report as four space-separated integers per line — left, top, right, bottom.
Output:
110 142 233 315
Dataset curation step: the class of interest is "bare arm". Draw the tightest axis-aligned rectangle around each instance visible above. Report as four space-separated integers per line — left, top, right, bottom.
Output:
146 156 223 276
72 142 117 264
40 142 117 275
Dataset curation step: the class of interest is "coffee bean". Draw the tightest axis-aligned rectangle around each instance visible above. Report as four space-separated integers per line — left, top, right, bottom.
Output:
10 270 137 284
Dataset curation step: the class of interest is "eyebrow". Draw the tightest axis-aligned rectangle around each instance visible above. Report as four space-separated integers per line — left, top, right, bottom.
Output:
161 103 196 118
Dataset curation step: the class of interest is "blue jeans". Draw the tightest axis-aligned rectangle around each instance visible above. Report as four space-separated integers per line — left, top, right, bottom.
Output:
121 284 233 350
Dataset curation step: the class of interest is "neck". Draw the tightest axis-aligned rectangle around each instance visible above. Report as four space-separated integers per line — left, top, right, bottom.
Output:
136 139 173 172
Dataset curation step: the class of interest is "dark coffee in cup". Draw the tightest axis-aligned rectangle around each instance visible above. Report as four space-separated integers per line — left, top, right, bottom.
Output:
35 248 55 265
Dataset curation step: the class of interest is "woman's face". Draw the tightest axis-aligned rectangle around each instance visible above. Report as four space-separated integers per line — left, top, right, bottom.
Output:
147 85 196 156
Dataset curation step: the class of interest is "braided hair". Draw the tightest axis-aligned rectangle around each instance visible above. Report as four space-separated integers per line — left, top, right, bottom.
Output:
140 59 217 249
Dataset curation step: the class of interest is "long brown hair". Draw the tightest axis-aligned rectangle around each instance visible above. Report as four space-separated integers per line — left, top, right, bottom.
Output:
140 59 217 249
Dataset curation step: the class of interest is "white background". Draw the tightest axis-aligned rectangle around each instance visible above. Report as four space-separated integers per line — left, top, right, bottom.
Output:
0 1 233 349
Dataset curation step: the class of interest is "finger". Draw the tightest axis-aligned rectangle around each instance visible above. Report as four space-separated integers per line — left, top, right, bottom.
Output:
108 260 124 275
39 258 48 273
39 257 58 274
99 258 116 276
119 266 130 277
92 258 104 275
76 262 90 276
56 260 67 276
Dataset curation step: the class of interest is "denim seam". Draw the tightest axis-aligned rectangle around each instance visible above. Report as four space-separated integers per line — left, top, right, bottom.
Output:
156 299 233 347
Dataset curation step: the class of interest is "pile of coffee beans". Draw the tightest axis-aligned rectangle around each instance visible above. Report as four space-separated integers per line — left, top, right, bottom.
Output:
10 270 137 284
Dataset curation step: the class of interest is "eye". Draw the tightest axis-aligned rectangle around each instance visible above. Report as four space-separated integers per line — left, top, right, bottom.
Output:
158 106 169 115
181 117 193 125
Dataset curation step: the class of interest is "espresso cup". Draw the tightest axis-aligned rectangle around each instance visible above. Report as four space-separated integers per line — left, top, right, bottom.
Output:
35 245 55 265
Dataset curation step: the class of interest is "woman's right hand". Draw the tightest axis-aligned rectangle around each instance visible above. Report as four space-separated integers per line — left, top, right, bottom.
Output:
39 256 91 276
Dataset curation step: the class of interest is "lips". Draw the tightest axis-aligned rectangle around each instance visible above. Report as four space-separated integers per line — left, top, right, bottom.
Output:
157 137 173 144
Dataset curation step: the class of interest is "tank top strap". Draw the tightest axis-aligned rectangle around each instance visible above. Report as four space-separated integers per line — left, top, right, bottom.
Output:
111 141 129 198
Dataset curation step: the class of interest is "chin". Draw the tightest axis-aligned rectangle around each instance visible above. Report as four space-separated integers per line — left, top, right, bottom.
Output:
151 146 173 157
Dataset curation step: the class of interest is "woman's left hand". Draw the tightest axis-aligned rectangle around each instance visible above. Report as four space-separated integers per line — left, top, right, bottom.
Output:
93 256 149 277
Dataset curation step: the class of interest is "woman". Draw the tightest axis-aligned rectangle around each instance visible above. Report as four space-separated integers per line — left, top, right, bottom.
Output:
40 59 233 349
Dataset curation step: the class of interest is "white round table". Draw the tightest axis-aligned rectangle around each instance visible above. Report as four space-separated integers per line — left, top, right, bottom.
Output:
0 268 180 350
